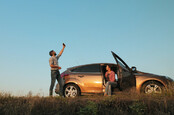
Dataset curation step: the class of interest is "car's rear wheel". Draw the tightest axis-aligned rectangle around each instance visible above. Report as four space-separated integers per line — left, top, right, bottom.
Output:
141 81 164 94
64 84 80 98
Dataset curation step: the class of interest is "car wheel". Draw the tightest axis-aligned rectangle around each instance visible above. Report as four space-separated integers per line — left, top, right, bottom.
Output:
141 81 164 94
64 84 80 98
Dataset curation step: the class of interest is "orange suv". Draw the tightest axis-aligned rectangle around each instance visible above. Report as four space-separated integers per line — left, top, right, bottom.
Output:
56 51 173 97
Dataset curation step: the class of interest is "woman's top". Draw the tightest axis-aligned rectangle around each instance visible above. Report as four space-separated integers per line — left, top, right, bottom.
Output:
105 71 116 82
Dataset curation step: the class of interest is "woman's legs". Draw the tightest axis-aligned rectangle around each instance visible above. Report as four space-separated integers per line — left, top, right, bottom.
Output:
104 82 109 95
104 81 117 96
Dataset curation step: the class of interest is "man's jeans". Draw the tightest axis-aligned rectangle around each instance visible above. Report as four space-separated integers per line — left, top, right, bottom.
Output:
49 70 63 96
105 81 117 96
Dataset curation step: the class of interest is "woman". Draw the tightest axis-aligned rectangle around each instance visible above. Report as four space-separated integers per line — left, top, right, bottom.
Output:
104 65 117 96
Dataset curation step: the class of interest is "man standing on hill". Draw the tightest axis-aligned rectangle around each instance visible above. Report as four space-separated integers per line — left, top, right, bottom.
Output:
49 43 66 97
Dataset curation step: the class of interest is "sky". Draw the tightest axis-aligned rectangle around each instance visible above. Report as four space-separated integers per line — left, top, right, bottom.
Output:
0 0 174 96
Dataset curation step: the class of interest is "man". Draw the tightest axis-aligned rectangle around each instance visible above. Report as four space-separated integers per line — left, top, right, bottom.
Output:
49 43 66 96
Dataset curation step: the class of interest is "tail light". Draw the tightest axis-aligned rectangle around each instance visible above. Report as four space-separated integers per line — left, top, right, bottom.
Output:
61 73 69 78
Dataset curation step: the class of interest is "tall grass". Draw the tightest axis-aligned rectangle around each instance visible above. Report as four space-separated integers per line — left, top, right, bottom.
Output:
0 86 174 115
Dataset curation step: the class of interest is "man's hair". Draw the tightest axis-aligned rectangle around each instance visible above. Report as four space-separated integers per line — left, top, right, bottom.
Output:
49 50 54 56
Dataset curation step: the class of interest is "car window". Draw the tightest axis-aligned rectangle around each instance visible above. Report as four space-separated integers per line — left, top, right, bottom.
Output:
71 64 101 73
118 61 126 69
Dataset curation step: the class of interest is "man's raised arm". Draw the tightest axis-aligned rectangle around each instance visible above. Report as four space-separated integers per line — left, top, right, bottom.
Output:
58 43 66 56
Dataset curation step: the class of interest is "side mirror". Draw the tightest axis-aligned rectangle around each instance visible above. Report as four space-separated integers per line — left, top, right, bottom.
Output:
131 66 137 72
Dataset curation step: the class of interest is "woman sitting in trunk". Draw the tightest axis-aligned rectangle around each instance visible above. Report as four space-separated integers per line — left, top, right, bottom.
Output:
104 65 117 96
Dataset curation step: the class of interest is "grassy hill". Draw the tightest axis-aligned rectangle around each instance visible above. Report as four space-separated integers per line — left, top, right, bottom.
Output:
0 88 174 115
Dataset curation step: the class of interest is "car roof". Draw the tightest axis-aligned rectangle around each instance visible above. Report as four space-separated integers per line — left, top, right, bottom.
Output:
67 63 117 70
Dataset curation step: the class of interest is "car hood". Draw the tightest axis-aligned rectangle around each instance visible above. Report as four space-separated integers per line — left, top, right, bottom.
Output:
134 71 173 82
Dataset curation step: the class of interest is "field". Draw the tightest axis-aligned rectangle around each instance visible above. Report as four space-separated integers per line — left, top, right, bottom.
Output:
0 88 174 115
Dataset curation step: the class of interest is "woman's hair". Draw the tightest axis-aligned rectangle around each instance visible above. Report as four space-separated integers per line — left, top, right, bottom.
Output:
107 65 112 69
49 50 54 56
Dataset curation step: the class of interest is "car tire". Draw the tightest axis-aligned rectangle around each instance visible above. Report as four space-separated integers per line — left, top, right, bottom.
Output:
141 81 164 94
64 84 80 98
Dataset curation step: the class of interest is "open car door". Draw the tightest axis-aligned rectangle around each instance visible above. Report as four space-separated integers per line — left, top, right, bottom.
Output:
111 51 136 90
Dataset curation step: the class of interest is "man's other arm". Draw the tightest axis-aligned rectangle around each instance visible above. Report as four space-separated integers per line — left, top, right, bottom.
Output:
50 64 61 69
